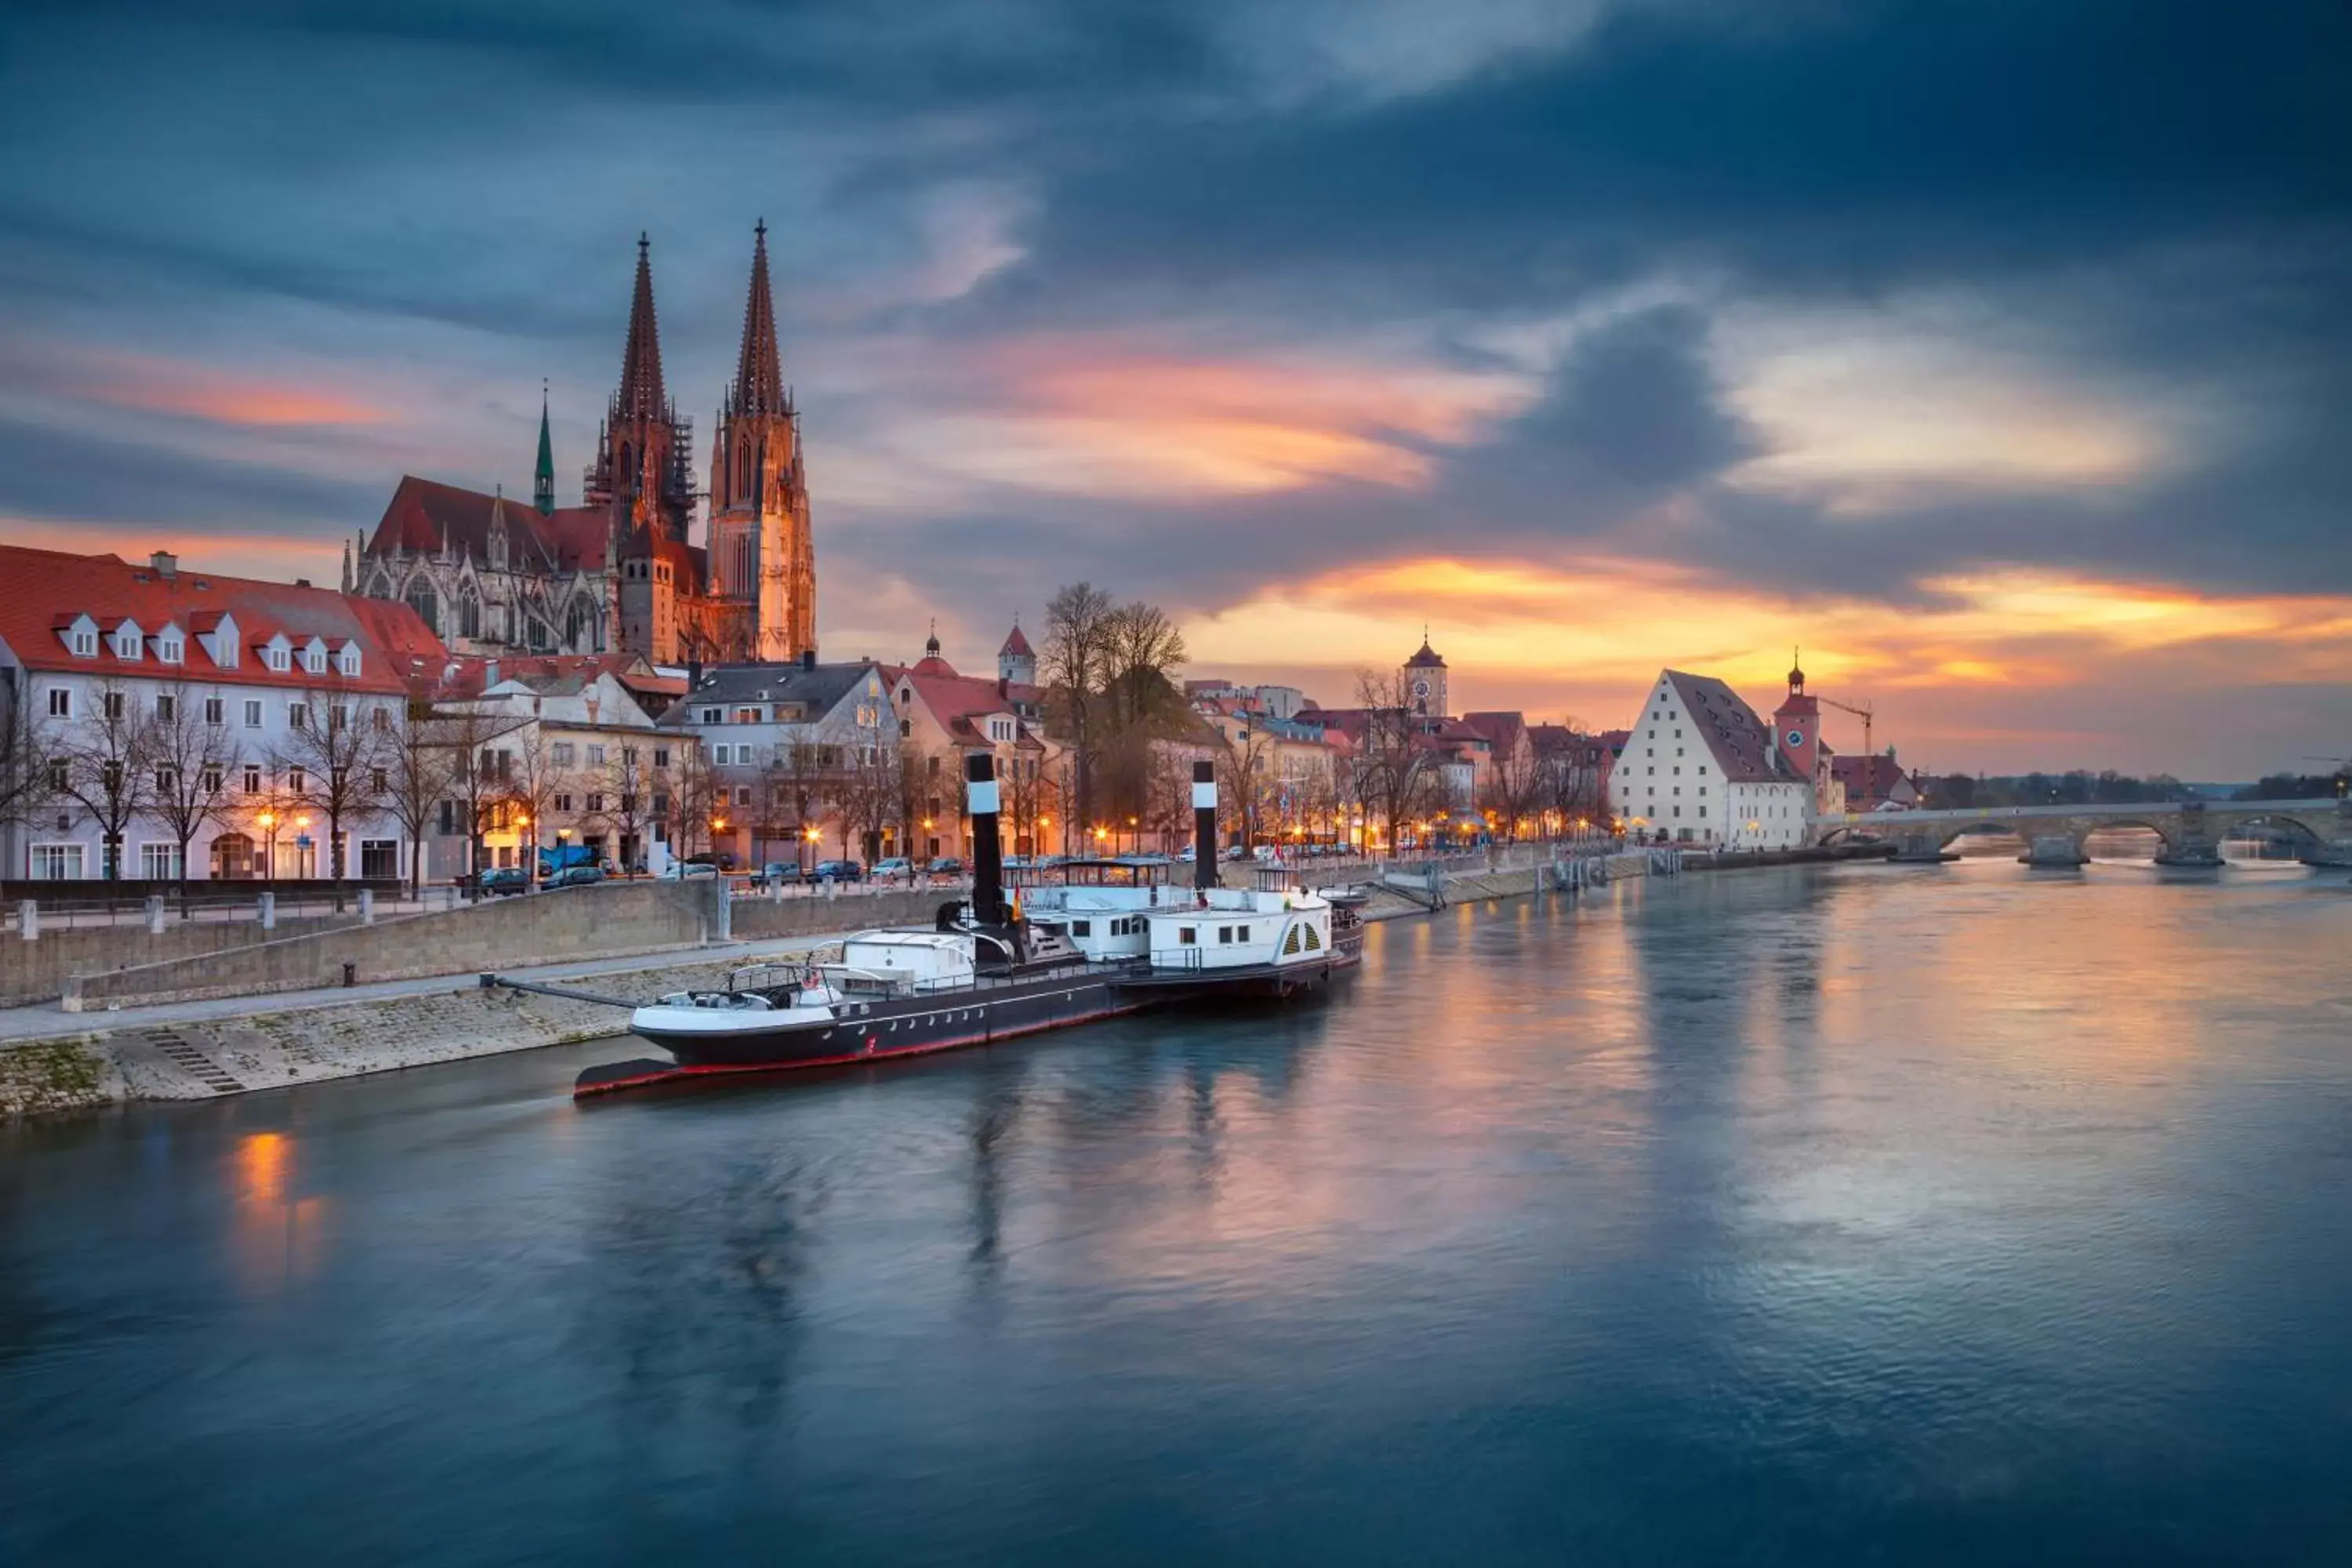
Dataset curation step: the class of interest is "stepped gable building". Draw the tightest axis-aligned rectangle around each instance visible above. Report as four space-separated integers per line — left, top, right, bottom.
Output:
350 226 815 669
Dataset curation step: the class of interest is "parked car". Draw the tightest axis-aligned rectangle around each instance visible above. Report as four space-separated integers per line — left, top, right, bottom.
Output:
1252 844 1282 864
476 866 528 895
872 856 915 882
660 861 719 880
548 865 605 887
811 858 864 883
1177 845 1197 862
1222 844 1249 862
927 857 966 877
757 862 803 886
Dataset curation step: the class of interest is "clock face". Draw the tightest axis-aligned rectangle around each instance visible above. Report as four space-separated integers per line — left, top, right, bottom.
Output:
1412 680 1431 699
1785 728 1806 747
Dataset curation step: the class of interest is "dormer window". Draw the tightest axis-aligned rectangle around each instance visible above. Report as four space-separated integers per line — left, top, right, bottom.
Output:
114 622 143 660
303 639 328 675
337 645 361 677
70 628 97 658
267 643 291 673
158 635 183 664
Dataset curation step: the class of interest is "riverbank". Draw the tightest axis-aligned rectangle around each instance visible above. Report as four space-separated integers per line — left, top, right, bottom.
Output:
2 846 1681 1120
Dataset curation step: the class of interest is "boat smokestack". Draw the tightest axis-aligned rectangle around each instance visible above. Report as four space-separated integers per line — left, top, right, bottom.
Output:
1193 758 1218 891
967 752 1005 924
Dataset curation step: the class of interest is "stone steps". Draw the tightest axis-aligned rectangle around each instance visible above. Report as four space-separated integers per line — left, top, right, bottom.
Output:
140 1027 245 1094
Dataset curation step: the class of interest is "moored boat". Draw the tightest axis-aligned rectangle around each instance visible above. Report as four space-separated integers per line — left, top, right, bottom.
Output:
573 759 1355 1098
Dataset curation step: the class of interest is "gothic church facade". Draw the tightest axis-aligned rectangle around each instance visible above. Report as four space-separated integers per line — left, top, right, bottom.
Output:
348 226 815 668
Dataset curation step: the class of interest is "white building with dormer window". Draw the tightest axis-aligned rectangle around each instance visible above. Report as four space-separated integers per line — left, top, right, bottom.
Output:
0 545 444 882
1607 669 1813 848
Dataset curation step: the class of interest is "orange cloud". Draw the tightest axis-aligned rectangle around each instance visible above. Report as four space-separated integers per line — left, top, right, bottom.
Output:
1185 554 2352 765
839 333 1528 504
0 339 387 429
73 348 387 427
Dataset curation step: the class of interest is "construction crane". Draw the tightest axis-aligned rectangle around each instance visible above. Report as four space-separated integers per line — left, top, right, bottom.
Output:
1819 694 1875 757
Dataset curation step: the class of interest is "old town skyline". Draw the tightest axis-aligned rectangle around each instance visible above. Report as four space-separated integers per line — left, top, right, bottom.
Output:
1 1 2347 776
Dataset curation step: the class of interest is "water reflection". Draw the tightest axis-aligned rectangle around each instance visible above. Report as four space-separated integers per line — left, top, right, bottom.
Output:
3 863 2349 1566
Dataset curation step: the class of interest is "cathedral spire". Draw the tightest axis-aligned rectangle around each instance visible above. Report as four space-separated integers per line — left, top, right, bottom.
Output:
731 220 785 418
533 379 555 515
616 233 667 421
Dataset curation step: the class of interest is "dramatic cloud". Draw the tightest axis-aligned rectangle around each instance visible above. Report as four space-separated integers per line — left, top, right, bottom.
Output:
0 0 2347 774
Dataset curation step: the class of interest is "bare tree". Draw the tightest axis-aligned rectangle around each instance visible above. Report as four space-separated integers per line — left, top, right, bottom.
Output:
147 685 239 893
1479 740 1544 843
664 745 720 862
601 741 662 875
0 668 60 865
381 679 456 896
56 678 157 880
1039 582 1114 836
276 688 389 884
499 724 568 884
1214 721 1279 849
1351 669 1439 855
431 699 532 889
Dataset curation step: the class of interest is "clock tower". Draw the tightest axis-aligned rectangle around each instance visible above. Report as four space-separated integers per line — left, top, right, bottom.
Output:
1773 648 1824 810
1403 633 1448 718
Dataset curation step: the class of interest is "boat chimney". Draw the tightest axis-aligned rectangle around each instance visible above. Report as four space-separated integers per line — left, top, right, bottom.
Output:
967 751 1005 925
1193 758 1218 891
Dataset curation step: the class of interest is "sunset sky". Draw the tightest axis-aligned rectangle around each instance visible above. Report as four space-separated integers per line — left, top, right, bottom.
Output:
2 0 2346 778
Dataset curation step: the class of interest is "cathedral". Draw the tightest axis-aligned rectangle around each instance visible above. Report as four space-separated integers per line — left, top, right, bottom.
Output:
347 226 815 667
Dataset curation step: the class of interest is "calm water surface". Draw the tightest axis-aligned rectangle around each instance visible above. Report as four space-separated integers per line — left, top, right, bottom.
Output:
5 862 2350 1565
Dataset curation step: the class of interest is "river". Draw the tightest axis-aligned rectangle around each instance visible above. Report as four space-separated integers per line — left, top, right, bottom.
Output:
4 860 2349 1565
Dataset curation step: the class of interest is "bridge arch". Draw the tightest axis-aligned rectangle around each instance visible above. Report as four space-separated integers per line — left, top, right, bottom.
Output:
2209 811 2332 855
2075 817 2188 860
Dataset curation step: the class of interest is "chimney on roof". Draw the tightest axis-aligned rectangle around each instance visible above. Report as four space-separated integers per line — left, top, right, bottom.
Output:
486 658 499 686
687 657 702 689
800 648 815 672
294 578 311 589
150 550 177 579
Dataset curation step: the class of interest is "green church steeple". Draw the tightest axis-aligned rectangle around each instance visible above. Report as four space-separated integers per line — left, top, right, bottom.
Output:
532 379 556 515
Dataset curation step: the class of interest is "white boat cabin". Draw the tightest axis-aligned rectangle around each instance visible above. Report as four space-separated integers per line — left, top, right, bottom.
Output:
1015 858 1196 964
831 931 977 995
1142 884 1332 972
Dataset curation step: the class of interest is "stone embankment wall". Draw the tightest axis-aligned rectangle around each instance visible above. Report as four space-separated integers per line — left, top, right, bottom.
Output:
5 909 370 1007
728 888 944 942
2 856 1685 1120
60 880 729 1011
2 942 851 1119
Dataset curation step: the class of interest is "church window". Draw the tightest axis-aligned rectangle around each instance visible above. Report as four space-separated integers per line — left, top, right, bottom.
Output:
405 586 439 635
737 444 752 495
459 597 481 639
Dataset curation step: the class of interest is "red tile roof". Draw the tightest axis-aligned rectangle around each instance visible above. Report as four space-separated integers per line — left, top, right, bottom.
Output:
1000 622 1033 658
1831 753 1917 807
1665 670 1793 785
366 475 614 573
0 545 444 695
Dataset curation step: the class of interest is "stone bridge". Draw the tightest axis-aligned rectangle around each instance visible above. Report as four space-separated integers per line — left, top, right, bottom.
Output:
1813 798 2352 867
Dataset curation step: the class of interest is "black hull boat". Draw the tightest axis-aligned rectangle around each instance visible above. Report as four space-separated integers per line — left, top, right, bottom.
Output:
575 955 1150 1097
574 756 1359 1100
